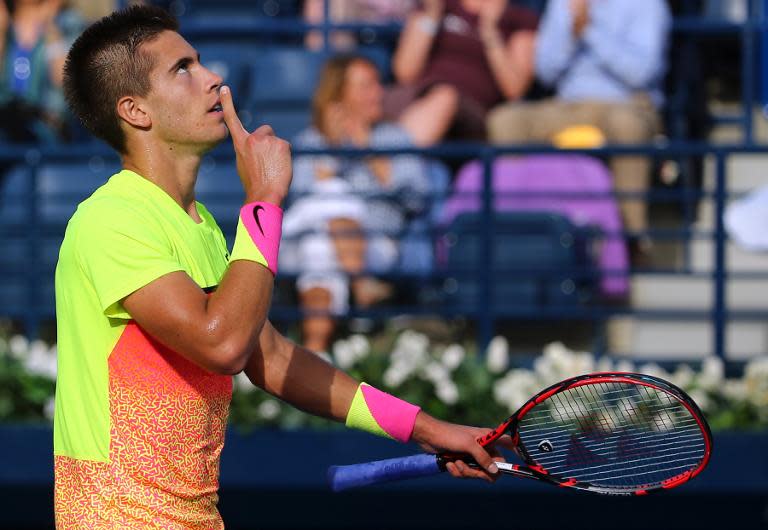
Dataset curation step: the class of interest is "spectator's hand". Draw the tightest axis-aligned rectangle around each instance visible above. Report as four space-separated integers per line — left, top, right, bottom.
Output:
412 413 513 482
422 0 444 21
367 157 392 187
477 0 506 30
570 0 589 38
0 1 9 35
220 85 293 206
477 0 507 48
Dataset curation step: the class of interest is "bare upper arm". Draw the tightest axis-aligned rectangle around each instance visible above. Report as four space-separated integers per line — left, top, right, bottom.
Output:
122 259 274 374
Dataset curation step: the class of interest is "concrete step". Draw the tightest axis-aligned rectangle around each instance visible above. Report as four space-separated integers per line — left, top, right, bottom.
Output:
630 273 768 310
606 317 766 360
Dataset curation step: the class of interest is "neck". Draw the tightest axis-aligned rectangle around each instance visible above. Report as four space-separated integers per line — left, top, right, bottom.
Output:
122 139 204 221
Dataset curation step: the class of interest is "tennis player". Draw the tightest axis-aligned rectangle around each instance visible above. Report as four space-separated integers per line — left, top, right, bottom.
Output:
53 6 507 529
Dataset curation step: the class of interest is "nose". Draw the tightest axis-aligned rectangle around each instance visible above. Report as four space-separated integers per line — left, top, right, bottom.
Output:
203 65 224 93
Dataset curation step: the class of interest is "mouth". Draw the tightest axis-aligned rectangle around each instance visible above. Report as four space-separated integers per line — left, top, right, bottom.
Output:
208 101 223 113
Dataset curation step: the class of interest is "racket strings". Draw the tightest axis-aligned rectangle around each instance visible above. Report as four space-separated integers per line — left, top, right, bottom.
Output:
517 381 706 489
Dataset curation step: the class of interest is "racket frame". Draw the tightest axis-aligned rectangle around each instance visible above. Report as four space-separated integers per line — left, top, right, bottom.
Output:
456 372 713 495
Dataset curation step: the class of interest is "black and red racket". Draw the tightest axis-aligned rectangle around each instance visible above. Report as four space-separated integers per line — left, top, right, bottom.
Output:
328 372 713 495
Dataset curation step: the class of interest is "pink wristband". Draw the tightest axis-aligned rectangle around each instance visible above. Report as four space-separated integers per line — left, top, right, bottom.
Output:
237 202 283 275
345 383 421 443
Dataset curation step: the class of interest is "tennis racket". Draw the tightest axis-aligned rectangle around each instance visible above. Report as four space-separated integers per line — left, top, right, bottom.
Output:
328 372 713 495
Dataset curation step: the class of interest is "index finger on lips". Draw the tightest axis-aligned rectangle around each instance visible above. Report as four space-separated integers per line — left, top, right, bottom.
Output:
219 86 248 144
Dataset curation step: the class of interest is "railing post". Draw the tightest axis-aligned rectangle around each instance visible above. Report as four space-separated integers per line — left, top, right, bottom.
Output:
713 151 727 360
478 148 495 352
743 10 755 144
26 150 41 338
322 0 331 51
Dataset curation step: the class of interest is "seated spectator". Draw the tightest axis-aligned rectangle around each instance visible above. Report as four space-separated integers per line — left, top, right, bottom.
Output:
0 0 84 143
282 54 431 352
383 0 537 145
487 0 671 264
303 0 414 50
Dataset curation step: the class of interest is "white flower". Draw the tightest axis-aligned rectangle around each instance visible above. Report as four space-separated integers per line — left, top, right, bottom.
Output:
257 399 281 420
441 344 465 371
493 369 538 412
698 357 724 391
670 364 696 390
347 334 370 360
383 362 411 388
9 335 28 360
744 356 768 409
486 336 509 374
436 380 459 405
234 371 254 393
595 357 614 373
688 389 711 413
44 397 56 421
395 330 430 358
721 379 747 402
23 340 57 380
638 363 670 381
572 352 595 376
421 361 450 385
332 339 357 370
615 360 635 373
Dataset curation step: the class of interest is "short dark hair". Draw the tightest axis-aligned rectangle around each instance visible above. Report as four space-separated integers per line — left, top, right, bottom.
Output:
63 5 179 153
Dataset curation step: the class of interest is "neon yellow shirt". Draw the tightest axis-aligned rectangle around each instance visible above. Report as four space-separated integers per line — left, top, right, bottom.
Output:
54 169 232 529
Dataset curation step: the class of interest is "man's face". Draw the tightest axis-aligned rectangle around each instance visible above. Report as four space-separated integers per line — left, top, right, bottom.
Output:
140 30 227 153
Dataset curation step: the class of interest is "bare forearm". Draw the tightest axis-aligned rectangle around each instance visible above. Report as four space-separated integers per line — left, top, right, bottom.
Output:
483 31 535 101
393 13 437 84
244 322 359 421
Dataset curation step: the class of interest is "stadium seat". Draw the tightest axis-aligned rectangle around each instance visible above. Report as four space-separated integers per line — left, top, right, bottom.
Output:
0 164 32 224
193 42 260 105
438 211 596 314
194 159 243 238
170 0 301 18
36 158 121 224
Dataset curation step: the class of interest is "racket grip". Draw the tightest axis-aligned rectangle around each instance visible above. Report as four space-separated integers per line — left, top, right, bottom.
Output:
328 454 441 492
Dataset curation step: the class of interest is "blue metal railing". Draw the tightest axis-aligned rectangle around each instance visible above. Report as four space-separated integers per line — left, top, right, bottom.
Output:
1 142 766 362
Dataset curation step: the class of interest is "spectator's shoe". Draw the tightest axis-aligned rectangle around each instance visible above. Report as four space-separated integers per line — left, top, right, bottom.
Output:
628 235 654 270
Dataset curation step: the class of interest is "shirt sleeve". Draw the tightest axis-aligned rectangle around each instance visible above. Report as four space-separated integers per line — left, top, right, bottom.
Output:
73 201 185 320
375 124 430 217
583 1 671 90
290 127 333 199
535 0 579 88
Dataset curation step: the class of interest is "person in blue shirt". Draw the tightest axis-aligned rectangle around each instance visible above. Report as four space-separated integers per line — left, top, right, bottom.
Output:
0 0 84 143
487 0 671 262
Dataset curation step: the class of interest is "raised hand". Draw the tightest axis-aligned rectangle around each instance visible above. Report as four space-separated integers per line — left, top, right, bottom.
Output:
570 0 590 38
220 85 292 206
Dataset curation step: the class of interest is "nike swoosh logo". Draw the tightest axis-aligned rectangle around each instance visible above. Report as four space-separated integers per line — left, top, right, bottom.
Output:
252 205 265 236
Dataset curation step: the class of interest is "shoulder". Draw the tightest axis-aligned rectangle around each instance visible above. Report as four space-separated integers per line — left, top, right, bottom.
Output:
293 126 327 147
371 122 414 146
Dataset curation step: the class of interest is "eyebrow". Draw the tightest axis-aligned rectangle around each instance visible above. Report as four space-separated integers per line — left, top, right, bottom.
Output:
168 52 201 73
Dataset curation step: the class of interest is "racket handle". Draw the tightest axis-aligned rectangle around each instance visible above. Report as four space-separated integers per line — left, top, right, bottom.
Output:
328 453 441 492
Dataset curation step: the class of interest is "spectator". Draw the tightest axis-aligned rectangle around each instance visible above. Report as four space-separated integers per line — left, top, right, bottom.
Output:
383 0 537 146
487 0 671 263
0 0 84 143
283 54 430 352
303 0 414 50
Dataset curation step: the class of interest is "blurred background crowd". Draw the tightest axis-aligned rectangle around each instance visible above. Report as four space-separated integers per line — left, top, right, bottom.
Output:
0 0 763 359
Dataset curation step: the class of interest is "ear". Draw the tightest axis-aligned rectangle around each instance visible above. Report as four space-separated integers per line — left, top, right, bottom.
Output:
116 95 152 129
